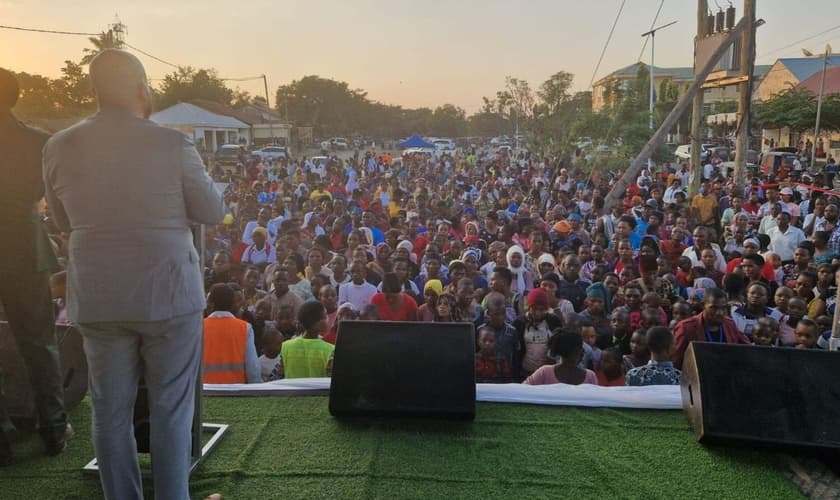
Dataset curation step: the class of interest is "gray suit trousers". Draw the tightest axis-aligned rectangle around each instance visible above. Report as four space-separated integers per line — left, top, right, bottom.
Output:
78 311 203 500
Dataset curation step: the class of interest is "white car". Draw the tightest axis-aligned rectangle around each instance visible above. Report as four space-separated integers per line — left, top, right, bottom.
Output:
433 139 457 155
674 144 710 162
254 145 289 161
331 138 349 149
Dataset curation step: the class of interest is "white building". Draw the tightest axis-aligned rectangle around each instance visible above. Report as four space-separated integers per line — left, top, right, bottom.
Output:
150 102 250 153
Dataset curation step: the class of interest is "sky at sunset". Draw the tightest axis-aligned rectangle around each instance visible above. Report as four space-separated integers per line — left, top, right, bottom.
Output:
1 0 838 112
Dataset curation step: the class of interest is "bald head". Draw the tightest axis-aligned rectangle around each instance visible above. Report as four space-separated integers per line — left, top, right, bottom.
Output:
89 49 150 114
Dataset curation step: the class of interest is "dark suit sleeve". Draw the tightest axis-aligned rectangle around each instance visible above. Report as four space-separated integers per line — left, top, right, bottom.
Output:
180 134 224 225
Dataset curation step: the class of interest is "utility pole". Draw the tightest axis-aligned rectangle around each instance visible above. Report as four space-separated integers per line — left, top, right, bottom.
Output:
733 0 756 194
642 21 678 169
688 0 707 197
811 45 832 170
262 74 275 145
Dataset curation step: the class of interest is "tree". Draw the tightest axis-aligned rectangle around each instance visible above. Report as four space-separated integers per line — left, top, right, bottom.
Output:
156 67 235 109
80 30 124 65
276 75 369 136
11 71 59 119
52 60 95 115
430 104 467 137
537 71 574 115
755 87 840 134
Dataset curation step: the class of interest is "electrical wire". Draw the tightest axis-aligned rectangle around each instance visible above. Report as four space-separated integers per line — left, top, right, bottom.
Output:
122 41 180 68
637 0 665 63
0 24 99 36
588 0 626 88
758 23 840 59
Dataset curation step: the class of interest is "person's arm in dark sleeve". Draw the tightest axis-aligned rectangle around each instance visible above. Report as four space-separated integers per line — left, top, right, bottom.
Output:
181 135 224 225
672 321 691 370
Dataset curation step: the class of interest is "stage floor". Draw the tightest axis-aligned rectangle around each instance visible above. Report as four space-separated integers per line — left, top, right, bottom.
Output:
0 396 801 499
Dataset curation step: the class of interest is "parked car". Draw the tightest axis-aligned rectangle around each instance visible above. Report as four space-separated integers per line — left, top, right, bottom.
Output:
760 152 797 179
674 144 710 162
253 145 289 161
215 144 243 166
331 137 349 149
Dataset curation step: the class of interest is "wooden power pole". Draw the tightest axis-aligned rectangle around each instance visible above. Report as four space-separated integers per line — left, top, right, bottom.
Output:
603 16 750 212
688 0 707 197
733 0 756 194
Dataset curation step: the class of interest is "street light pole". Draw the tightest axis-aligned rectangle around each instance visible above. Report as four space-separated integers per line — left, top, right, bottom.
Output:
642 20 677 168
810 44 832 169
262 74 275 145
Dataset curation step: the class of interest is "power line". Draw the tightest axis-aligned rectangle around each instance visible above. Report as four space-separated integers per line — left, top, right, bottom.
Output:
588 0 626 88
758 23 840 59
122 41 180 68
637 0 665 62
0 24 99 36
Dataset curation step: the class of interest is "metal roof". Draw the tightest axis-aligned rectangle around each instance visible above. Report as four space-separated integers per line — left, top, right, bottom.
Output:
796 65 840 95
777 55 840 82
150 102 249 129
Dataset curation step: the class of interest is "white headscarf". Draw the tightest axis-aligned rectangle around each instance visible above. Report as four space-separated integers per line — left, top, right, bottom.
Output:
506 245 527 294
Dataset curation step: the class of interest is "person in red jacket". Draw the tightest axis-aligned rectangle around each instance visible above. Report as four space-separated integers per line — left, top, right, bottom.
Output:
371 272 418 321
673 287 750 369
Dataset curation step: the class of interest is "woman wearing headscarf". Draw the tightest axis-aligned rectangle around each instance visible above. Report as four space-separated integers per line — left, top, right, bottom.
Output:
535 253 557 285
461 248 488 295
368 243 393 277
506 245 534 296
580 282 613 348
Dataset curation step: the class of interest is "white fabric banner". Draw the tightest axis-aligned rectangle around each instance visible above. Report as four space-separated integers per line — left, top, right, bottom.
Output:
203 379 683 410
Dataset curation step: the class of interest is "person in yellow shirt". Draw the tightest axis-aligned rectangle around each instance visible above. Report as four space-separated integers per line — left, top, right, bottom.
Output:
309 183 333 201
691 182 718 227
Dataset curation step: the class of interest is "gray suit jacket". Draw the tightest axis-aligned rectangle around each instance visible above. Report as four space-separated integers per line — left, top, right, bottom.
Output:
43 108 224 323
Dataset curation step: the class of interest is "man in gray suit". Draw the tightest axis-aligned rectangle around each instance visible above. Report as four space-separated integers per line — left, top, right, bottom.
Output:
0 69 69 465
43 50 224 500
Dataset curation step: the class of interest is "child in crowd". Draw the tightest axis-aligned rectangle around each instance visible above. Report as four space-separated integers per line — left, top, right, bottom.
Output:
622 329 650 372
596 347 625 387
475 326 512 383
610 309 631 354
816 315 834 350
274 304 299 338
359 304 380 321
675 256 693 288
322 302 356 345
279 301 335 378
417 279 442 322
579 321 601 371
478 294 520 380
259 323 284 381
641 293 668 326
514 288 562 377
434 293 459 322
319 284 338 331
619 283 643 331
778 296 807 346
753 317 780 347
625 327 681 386
795 318 821 349
670 301 692 328
523 331 597 386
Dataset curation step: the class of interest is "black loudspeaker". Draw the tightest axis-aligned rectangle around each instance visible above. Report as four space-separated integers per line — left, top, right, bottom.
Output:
0 321 88 422
681 342 840 450
329 321 476 420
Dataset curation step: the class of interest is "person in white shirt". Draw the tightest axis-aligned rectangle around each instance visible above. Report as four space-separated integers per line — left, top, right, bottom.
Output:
242 207 276 245
703 162 714 180
338 261 378 312
758 202 783 235
241 227 276 267
663 178 683 205
767 210 806 262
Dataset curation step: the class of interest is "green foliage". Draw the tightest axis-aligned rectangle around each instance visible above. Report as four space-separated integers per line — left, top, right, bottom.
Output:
755 87 840 133
79 30 124 66
156 67 235 110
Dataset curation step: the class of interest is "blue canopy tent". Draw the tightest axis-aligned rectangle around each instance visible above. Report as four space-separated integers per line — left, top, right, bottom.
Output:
397 134 435 149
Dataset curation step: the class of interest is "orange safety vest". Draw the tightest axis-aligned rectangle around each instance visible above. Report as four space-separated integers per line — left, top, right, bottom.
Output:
203 316 248 384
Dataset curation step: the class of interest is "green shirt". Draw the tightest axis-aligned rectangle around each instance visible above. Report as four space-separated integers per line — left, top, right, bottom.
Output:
280 337 334 378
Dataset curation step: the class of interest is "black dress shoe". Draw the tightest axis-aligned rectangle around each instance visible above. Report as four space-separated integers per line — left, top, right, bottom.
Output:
44 422 73 457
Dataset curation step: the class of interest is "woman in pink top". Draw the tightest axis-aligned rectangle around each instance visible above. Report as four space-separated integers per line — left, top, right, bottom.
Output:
524 331 597 385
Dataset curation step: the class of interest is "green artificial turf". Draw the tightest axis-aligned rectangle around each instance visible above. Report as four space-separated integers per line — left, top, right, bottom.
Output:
0 396 801 499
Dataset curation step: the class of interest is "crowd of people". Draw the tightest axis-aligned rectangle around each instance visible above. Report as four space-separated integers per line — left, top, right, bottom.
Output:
187 143 839 388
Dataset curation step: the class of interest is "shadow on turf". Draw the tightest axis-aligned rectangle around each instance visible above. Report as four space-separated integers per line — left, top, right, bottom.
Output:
332 415 474 435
